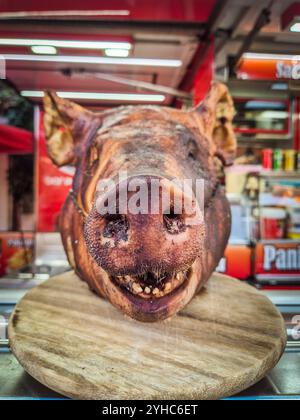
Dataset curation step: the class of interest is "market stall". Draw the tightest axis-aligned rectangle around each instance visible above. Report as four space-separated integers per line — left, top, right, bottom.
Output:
0 0 299 402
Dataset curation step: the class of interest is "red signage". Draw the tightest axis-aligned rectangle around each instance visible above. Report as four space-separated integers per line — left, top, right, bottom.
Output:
255 242 300 280
238 57 300 81
37 111 74 232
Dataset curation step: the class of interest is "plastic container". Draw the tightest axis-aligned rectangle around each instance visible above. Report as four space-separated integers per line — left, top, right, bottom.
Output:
262 149 273 170
261 207 287 240
273 149 283 171
284 150 296 172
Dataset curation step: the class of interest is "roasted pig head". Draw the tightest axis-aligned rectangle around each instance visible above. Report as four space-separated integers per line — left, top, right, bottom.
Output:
43 82 236 322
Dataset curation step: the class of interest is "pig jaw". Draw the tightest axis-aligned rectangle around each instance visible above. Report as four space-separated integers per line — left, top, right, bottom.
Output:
77 188 230 323
93 259 203 322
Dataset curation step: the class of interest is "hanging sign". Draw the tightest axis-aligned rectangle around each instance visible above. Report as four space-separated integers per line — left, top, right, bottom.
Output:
238 57 300 81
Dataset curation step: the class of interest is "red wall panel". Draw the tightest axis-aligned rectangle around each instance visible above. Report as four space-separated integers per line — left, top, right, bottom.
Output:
0 0 216 22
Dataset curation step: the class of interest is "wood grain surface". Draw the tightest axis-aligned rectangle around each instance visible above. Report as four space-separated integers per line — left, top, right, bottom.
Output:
8 271 287 400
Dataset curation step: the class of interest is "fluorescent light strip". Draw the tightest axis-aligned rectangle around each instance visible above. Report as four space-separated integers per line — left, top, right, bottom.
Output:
31 45 58 55
243 53 300 61
3 54 182 68
21 91 166 102
104 49 130 58
0 10 130 18
0 38 132 50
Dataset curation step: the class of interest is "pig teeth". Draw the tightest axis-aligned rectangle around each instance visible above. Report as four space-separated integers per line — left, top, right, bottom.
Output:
176 273 182 281
144 287 151 295
152 288 160 296
132 282 143 294
164 282 172 292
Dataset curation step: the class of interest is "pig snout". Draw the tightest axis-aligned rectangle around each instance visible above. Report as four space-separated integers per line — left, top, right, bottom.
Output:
84 175 205 276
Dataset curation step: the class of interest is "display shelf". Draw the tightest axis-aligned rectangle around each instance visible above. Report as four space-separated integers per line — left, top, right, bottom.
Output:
258 239 300 244
260 170 300 179
262 289 300 307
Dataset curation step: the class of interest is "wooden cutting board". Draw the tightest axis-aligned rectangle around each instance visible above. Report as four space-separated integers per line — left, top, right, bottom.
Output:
8 271 286 400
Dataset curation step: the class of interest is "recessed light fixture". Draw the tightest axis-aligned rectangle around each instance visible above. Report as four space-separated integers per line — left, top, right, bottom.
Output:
271 83 289 91
3 54 182 68
0 38 132 51
290 22 300 32
104 49 130 58
243 53 300 61
21 91 166 103
31 45 58 55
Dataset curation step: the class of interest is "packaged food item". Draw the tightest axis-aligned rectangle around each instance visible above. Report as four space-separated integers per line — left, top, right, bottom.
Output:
297 151 300 171
8 249 33 271
0 233 34 276
261 207 287 240
284 150 296 172
262 149 273 170
288 208 300 240
273 149 283 171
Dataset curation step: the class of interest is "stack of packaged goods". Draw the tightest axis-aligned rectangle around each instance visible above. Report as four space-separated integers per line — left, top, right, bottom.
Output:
262 149 300 172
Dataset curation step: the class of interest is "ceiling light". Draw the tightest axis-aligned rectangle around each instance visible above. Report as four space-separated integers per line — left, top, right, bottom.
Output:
31 45 58 55
104 49 130 58
21 91 166 103
290 22 300 32
0 38 132 50
3 54 182 68
243 53 300 61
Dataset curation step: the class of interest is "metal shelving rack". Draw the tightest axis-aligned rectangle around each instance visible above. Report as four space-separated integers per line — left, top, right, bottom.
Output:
254 170 300 287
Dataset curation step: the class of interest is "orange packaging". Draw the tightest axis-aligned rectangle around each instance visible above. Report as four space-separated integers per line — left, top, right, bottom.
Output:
216 245 253 280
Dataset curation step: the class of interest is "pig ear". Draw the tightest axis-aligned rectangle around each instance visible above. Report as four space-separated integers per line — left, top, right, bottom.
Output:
43 92 99 167
195 82 237 166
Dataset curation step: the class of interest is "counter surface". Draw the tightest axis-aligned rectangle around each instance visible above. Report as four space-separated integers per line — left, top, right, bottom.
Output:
1 346 299 399
0 274 299 400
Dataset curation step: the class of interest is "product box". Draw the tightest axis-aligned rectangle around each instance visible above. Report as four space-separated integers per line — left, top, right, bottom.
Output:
255 240 300 283
0 232 34 277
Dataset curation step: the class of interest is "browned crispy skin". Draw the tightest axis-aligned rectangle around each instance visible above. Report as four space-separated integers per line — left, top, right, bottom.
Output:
44 82 236 322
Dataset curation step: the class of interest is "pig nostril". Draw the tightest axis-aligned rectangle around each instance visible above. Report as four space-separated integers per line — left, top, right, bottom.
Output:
103 214 129 240
163 209 186 235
